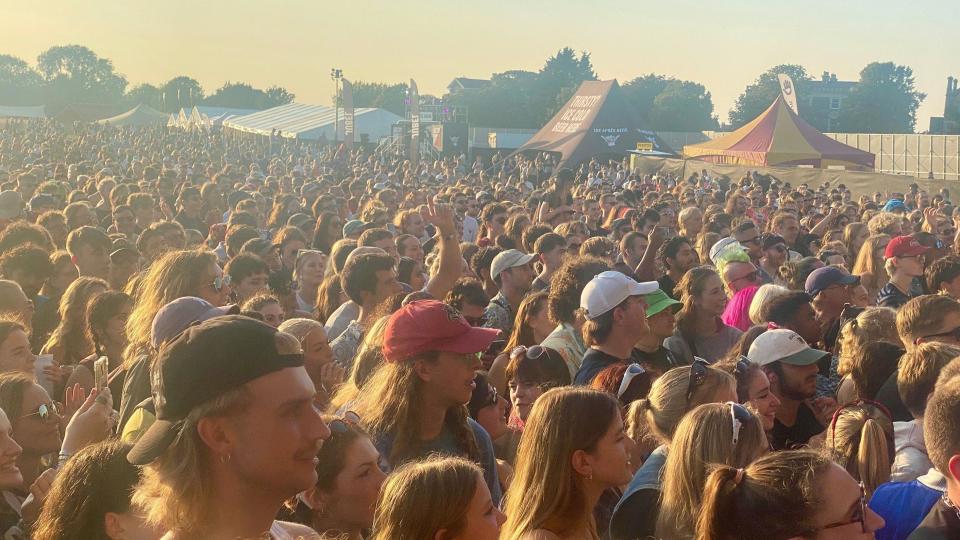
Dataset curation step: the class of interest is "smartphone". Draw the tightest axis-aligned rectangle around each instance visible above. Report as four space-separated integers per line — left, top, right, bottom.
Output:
94 356 109 392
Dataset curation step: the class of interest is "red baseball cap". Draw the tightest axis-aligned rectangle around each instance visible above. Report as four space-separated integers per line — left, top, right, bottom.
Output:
885 235 930 259
383 300 500 363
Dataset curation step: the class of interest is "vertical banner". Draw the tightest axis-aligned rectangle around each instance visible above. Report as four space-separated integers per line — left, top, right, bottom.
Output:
342 78 355 151
409 79 420 168
777 74 800 115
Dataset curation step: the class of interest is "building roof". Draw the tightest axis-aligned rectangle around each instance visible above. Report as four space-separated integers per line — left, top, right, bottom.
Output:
222 102 402 141
447 77 491 91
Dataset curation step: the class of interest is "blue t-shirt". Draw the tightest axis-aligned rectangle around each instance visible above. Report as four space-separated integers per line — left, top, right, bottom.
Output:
870 476 943 540
373 417 502 505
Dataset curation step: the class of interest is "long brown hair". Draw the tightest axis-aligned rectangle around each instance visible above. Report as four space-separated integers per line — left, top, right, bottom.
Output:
41 276 108 365
504 291 548 351
674 266 720 346
501 387 619 540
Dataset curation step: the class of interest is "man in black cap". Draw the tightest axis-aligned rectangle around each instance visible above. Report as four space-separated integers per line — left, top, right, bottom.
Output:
129 315 330 539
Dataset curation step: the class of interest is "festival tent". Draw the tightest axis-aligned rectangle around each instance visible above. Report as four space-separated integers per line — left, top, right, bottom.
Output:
188 106 257 128
50 103 127 123
223 103 402 141
0 105 46 119
97 104 169 126
511 79 675 168
683 95 875 170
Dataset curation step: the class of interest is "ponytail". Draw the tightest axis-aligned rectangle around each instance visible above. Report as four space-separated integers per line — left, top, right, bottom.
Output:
695 466 741 540
857 418 893 495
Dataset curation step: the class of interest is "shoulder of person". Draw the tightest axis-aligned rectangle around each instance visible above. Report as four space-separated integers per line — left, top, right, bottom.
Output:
519 529 563 540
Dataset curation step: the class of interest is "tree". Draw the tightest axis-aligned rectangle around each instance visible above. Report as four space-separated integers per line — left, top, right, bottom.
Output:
36 45 127 104
649 80 718 131
349 81 408 116
0 54 43 105
535 47 598 124
446 70 540 128
729 64 810 128
160 76 204 112
838 62 926 133
621 74 670 124
203 82 294 110
123 83 161 109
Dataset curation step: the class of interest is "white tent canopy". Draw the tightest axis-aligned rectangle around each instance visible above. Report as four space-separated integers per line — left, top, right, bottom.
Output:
222 103 402 141
188 106 257 128
0 105 46 119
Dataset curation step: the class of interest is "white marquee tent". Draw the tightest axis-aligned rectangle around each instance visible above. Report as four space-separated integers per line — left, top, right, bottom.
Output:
0 105 46 119
222 103 402 141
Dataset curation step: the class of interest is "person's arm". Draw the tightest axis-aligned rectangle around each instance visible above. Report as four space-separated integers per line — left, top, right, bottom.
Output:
808 207 839 237
634 226 666 281
423 201 461 300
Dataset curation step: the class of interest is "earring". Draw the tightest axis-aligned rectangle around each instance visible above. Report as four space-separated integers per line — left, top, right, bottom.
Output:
219 453 231 464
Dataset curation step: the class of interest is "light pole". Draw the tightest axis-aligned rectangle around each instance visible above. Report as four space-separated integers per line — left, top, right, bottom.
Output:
330 68 343 143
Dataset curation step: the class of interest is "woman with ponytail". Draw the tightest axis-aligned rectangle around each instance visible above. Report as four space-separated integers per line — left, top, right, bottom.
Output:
825 401 895 497
695 449 884 540
608 362 736 540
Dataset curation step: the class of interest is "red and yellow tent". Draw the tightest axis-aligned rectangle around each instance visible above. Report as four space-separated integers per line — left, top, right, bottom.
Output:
683 96 875 170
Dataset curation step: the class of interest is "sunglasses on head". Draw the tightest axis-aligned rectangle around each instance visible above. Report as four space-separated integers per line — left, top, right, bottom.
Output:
618 364 646 399
480 383 499 409
20 402 61 423
727 401 752 446
685 358 710 406
329 411 361 434
511 345 546 361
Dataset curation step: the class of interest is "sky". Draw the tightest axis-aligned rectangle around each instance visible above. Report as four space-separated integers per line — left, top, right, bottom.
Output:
1 0 956 130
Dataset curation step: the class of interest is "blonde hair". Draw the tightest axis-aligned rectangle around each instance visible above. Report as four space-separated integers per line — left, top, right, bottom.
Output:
634 364 735 444
897 342 960 418
897 294 960 350
656 402 769 539
133 331 300 535
501 387 620 540
123 250 218 369
836 307 900 376
825 403 894 497
852 234 890 294
748 284 789 325
370 456 483 540
329 315 390 412
41 276 108 365
277 317 324 343
867 212 902 236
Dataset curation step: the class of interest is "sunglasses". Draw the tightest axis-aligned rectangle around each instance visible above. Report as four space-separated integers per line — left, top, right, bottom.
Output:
20 402 61 423
618 364 646 399
916 325 960 345
480 384 499 409
727 401 752 446
211 274 232 291
329 411 361 434
296 249 325 262
731 270 759 284
685 358 709 406
821 481 867 533
511 345 547 361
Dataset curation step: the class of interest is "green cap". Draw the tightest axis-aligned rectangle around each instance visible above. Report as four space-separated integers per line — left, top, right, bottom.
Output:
643 289 681 317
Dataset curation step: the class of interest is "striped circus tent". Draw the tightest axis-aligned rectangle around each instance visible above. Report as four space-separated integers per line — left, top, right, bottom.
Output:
684 95 875 170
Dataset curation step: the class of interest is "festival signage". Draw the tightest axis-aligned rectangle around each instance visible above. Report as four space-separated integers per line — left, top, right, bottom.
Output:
409 79 420 167
342 78 354 151
778 74 800 115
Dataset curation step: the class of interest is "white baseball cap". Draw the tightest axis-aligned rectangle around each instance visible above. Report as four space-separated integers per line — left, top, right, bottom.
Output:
490 249 536 280
747 329 830 367
708 236 741 264
580 271 658 319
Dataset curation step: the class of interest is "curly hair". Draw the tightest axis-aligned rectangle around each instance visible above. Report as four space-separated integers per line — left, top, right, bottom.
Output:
547 256 610 326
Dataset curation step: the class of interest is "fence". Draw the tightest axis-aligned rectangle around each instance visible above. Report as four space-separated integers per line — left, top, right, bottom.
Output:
825 133 960 181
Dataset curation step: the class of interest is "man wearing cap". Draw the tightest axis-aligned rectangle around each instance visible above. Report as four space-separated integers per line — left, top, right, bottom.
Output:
574 271 658 385
352 300 503 503
484 248 536 335
805 265 859 351
878 235 929 309
748 329 832 450
128 316 328 539
631 288 684 376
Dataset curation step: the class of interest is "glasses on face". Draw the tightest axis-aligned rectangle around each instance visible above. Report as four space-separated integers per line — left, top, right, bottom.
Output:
685 358 709 406
916 325 960 345
742 236 761 245
329 411 361 434
821 481 867 533
727 401 751 446
211 274 232 291
20 402 61 423
731 270 759 284
464 315 487 327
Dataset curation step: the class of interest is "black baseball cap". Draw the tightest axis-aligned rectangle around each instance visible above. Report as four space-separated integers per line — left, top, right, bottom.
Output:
127 315 303 465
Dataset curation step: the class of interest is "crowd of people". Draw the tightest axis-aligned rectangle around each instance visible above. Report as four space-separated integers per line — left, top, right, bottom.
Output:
0 119 958 539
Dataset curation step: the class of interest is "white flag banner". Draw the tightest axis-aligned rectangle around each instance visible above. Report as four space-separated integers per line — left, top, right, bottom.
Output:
778 74 800 115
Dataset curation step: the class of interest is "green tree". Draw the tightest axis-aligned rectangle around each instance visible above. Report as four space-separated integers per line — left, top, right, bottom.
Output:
446 70 541 128
160 76 204 112
348 82 408 116
729 64 810 128
0 54 43 105
648 80 718 131
535 47 597 124
204 82 266 109
123 83 161 109
36 45 127 104
837 62 926 133
264 86 295 107
621 74 670 124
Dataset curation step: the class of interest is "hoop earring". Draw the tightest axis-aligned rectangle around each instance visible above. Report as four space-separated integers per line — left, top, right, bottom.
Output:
219 453 231 464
